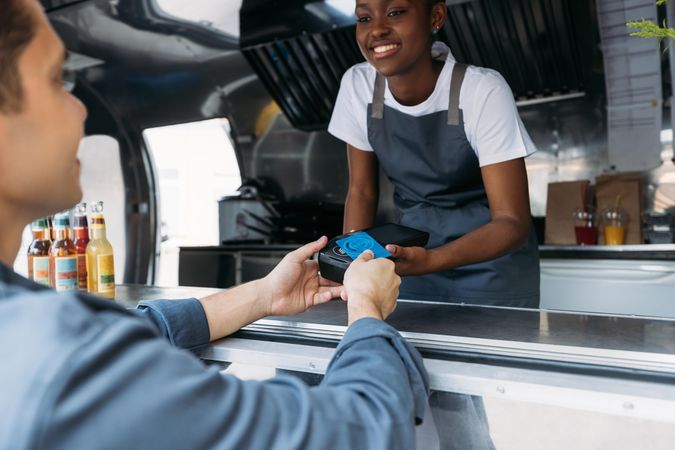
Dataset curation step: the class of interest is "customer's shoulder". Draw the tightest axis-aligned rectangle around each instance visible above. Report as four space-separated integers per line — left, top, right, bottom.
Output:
0 279 143 351
0 287 153 448
0 289 112 348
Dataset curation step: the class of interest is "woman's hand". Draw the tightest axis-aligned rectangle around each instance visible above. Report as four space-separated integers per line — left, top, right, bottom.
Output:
261 236 344 316
385 245 433 276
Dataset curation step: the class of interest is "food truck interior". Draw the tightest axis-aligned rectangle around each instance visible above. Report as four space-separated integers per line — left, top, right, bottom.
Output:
12 0 675 448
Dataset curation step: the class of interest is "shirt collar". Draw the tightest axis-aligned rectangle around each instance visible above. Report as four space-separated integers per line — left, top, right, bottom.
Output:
431 41 456 62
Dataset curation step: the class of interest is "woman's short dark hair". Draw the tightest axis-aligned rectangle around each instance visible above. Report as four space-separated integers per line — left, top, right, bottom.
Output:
0 0 37 114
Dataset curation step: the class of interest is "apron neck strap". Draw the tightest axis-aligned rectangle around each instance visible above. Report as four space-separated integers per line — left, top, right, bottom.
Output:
448 63 468 126
370 62 469 124
371 73 386 119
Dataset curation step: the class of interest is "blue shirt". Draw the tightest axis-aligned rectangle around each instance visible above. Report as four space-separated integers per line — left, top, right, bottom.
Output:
0 263 429 449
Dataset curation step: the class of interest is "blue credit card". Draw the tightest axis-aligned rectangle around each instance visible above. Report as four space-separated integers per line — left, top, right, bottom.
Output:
336 231 391 260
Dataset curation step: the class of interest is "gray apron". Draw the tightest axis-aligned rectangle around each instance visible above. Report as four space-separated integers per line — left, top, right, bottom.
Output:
367 64 540 307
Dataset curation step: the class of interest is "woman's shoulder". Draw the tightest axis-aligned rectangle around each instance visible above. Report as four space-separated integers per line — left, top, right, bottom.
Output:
461 64 513 99
340 61 377 96
453 63 516 117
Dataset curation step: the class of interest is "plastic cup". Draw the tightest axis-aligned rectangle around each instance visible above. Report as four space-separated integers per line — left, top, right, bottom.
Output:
602 208 626 245
573 209 597 245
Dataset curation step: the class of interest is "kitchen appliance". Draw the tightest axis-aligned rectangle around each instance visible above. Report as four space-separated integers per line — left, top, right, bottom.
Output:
218 184 279 244
645 211 674 244
318 223 430 283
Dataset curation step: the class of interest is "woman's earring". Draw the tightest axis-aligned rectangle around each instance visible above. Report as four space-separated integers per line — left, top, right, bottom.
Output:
431 27 439 35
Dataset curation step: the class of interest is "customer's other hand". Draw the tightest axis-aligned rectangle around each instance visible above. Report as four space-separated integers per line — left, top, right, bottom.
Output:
262 236 343 316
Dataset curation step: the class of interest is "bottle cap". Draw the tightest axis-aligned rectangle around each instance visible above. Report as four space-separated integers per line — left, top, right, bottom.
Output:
52 212 71 229
91 201 104 214
31 218 49 231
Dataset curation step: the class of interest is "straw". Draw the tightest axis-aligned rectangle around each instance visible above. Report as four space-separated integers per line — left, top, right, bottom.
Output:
614 194 622 212
612 194 623 227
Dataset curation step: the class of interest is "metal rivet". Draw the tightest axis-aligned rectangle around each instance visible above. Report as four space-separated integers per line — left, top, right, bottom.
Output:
309 362 317 370
497 386 505 394
623 402 634 410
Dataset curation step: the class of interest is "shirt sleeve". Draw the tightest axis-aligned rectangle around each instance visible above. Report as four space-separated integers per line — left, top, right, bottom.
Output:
328 68 374 151
35 317 429 450
134 299 211 350
469 71 537 167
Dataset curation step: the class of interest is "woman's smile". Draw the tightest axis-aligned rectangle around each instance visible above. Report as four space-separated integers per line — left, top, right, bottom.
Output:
372 42 401 59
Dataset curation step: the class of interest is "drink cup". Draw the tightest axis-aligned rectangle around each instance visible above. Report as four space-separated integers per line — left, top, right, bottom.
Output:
602 208 626 245
573 209 597 245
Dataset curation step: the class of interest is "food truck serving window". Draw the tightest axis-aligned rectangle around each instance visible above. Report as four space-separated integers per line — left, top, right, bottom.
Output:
143 118 242 286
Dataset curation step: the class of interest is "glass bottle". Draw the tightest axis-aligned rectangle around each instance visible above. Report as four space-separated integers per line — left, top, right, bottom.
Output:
27 218 52 287
49 212 78 292
47 215 56 241
73 202 90 291
86 201 115 298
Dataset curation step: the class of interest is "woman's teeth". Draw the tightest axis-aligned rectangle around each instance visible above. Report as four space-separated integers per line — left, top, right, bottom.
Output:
374 44 399 54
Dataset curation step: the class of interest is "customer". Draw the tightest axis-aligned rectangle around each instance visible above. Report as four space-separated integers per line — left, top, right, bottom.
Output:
0 1 429 449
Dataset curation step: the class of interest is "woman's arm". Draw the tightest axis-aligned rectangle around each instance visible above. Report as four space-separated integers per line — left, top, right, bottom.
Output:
343 144 380 233
387 157 532 275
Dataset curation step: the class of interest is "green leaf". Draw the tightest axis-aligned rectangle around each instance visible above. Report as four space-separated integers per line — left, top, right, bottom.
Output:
627 18 675 40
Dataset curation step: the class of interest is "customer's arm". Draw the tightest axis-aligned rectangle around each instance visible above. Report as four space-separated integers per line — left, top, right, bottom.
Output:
135 237 343 347
35 253 429 450
197 236 343 340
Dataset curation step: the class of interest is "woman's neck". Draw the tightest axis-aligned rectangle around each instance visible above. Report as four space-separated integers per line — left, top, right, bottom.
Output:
386 58 445 106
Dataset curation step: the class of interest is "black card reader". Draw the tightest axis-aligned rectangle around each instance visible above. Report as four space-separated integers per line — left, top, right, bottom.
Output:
318 223 430 284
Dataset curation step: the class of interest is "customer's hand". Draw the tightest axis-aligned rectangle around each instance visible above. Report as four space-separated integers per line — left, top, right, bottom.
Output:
343 250 400 325
261 236 343 317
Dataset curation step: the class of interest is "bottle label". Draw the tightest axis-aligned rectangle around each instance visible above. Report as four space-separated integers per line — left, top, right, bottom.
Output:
55 256 78 292
91 214 105 229
77 254 88 291
97 254 115 293
32 257 50 287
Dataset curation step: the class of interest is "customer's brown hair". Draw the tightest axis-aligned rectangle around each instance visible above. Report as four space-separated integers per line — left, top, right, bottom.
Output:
0 0 37 113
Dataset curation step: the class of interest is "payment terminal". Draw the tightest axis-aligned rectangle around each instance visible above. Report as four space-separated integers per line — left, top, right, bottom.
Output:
318 223 430 283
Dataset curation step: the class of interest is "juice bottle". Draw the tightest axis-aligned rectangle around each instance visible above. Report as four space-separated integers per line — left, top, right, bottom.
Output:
86 201 115 299
47 215 55 241
49 213 78 292
27 218 52 287
73 202 90 291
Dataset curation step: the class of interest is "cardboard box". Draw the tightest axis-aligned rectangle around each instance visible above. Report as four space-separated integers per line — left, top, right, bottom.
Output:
545 180 592 245
595 172 643 245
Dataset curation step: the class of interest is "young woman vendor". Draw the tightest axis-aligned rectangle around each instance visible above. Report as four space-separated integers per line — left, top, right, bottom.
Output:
328 0 540 307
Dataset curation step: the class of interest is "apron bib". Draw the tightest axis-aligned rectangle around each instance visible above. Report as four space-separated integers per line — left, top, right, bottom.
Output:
367 64 540 307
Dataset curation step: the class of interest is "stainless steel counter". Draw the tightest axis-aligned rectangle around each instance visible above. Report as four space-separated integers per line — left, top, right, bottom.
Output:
115 284 675 444
115 285 221 306
539 244 675 260
115 285 675 375
541 244 675 252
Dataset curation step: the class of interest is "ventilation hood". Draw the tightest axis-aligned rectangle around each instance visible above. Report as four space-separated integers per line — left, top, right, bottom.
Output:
240 0 602 132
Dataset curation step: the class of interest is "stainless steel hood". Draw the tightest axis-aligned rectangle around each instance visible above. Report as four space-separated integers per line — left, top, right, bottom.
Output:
239 0 603 131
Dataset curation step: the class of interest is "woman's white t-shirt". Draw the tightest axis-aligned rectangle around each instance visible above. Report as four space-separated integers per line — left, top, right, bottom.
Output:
327 42 537 167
